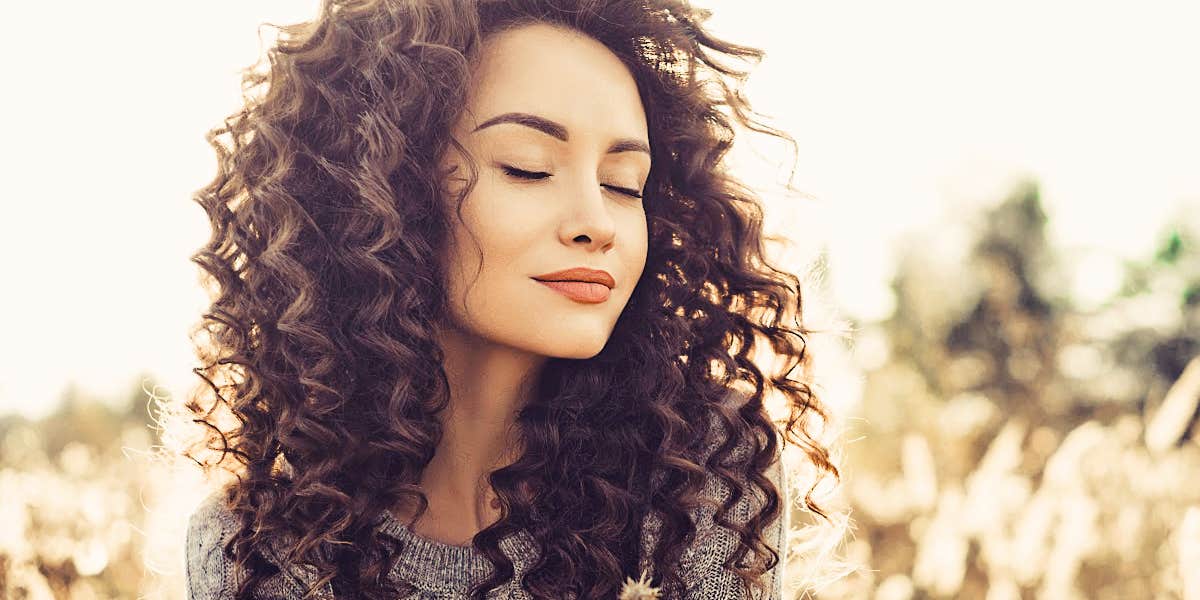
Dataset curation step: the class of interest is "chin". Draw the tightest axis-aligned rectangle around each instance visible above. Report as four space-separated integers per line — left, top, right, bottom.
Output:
533 337 609 360
552 345 606 361
557 347 605 360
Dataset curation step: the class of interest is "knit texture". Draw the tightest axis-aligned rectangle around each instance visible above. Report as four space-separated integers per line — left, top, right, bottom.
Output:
185 408 789 599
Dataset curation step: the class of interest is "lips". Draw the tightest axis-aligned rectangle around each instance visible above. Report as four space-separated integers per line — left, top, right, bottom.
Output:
531 267 615 304
531 266 615 289
535 279 611 303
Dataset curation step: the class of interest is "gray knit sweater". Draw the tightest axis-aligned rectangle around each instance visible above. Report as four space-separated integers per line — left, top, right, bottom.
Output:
185 418 788 599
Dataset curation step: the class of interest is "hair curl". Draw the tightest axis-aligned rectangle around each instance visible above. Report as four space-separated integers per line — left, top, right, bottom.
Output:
180 0 841 598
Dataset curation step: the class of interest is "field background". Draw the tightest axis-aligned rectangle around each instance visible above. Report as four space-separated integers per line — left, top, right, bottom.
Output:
2 1 1197 598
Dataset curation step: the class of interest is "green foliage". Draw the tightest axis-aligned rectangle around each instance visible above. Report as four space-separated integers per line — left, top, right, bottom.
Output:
1155 230 1183 265
829 179 1200 600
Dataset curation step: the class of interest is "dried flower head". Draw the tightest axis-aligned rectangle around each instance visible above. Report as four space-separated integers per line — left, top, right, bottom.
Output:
618 568 662 600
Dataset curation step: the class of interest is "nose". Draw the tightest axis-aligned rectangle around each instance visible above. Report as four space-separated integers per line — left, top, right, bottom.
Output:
559 175 617 252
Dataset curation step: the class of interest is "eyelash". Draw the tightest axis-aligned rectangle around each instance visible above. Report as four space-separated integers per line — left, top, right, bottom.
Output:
501 165 643 199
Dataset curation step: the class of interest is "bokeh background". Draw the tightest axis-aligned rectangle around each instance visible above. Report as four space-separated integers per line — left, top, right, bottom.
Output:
2 1 1197 598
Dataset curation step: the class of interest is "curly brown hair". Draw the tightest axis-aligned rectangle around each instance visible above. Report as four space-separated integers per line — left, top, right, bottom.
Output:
181 0 841 598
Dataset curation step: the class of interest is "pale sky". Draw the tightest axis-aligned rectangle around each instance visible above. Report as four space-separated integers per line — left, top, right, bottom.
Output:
2 1 1197 419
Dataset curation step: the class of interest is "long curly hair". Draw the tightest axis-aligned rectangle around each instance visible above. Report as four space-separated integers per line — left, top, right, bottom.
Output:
180 0 841 598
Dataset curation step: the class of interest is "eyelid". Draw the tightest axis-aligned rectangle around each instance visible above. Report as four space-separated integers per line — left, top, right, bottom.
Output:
501 165 550 180
603 184 643 199
500 164 644 199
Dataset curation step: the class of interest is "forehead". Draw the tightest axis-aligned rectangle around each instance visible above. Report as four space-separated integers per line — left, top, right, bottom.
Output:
460 23 648 141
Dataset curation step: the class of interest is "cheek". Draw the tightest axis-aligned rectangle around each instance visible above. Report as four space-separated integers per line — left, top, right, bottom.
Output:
451 177 540 262
619 213 650 283
624 210 649 252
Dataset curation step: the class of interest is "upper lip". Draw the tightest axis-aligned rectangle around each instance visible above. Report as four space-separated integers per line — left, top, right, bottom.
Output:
532 267 616 288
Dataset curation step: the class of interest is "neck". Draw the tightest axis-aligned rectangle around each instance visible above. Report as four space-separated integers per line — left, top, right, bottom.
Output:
410 323 544 533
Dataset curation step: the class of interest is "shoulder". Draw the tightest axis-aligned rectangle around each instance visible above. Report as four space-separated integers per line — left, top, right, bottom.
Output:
185 489 331 600
185 490 240 600
680 444 788 598
642 388 790 597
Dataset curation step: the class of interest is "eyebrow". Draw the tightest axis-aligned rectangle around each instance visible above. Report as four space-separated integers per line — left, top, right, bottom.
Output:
472 112 651 156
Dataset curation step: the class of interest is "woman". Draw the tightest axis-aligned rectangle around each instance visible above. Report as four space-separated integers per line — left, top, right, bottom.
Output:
181 0 840 598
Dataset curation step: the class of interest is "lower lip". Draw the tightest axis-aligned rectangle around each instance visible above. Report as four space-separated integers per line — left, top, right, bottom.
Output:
534 279 611 303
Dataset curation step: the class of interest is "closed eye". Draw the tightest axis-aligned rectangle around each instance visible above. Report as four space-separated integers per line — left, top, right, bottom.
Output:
603 185 643 199
502 165 550 180
502 165 643 200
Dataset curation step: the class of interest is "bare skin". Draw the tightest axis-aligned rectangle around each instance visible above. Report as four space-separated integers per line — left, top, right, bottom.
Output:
391 325 540 546
389 22 651 547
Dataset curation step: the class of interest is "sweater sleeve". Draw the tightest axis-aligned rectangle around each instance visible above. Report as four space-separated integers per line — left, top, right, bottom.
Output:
185 493 239 600
682 450 789 600
185 492 324 600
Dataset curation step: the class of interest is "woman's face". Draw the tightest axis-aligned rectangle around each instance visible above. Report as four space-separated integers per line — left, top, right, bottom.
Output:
437 23 650 359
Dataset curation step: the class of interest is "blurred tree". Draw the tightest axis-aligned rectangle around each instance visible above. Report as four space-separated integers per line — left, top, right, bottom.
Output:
32 373 161 458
